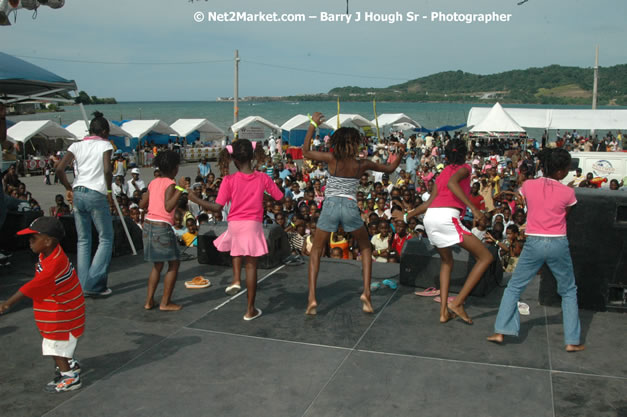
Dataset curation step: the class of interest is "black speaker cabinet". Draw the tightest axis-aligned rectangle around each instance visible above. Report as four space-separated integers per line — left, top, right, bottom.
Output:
539 189 627 311
197 222 290 269
197 222 231 266
59 215 142 257
400 238 500 297
112 217 143 257
0 210 43 250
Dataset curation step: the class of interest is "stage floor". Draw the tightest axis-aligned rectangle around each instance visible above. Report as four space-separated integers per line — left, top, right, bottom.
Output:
0 251 625 417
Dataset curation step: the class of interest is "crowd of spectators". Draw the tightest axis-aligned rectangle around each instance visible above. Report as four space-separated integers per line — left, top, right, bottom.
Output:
4 128 626 271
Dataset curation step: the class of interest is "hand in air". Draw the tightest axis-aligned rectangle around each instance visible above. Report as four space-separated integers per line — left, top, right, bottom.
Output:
311 112 325 126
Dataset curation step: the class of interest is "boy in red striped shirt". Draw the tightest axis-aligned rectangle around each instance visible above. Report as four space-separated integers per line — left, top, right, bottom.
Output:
1 217 85 393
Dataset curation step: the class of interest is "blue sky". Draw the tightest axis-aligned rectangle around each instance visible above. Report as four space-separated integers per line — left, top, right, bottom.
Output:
3 0 626 101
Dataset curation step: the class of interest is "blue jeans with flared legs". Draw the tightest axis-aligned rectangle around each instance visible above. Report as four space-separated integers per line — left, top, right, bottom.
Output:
73 187 113 293
494 236 581 345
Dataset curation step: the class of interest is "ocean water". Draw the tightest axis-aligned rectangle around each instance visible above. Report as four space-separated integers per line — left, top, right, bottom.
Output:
9 101 624 139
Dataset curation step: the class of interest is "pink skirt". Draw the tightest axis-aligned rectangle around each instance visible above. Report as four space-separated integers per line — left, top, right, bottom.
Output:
214 220 268 257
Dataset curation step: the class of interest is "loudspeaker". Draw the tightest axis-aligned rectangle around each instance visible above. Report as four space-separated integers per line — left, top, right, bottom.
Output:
0 210 43 250
197 222 291 269
59 215 142 258
400 237 500 297
112 217 143 257
197 222 231 266
539 189 627 311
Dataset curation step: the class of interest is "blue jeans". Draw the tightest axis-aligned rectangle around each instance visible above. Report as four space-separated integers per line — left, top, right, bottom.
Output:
494 236 581 345
73 187 113 293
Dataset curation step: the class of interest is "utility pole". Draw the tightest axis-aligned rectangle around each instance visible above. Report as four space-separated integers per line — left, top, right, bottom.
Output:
592 45 599 110
591 46 598 137
234 49 239 124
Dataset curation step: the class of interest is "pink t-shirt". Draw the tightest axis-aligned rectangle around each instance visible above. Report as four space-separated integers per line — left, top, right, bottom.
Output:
431 164 471 211
216 171 283 222
145 177 176 225
521 178 576 236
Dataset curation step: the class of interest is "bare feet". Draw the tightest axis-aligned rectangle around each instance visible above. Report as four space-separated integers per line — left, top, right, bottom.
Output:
159 303 182 311
440 309 457 323
487 333 504 344
360 294 374 314
305 301 318 315
144 298 155 310
566 344 585 352
448 302 473 325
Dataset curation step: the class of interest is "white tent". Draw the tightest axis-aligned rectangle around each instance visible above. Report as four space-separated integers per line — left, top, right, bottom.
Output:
371 113 421 129
326 114 374 130
230 116 281 140
281 114 334 131
468 107 627 130
170 118 225 140
65 120 132 140
7 120 77 143
120 120 177 139
469 103 526 133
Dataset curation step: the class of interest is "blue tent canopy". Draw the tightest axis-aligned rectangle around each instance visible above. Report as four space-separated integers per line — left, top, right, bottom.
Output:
413 123 467 133
282 128 333 147
0 52 77 103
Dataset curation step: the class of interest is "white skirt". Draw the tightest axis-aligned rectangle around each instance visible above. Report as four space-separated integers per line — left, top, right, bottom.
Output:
423 207 471 248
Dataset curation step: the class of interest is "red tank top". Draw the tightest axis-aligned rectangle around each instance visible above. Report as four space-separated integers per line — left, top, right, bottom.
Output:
431 164 471 211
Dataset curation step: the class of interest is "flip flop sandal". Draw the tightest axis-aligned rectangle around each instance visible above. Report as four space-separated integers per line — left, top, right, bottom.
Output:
517 302 530 315
370 281 382 291
185 276 211 289
414 287 440 297
225 284 241 295
243 308 262 321
433 296 456 303
382 279 398 289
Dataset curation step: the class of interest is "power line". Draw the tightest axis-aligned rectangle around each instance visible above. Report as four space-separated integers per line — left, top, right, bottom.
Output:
12 53 411 82
13 54 232 65
242 59 409 82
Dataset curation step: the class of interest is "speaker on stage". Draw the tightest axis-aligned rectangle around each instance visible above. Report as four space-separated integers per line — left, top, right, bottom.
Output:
197 222 231 266
59 215 142 257
112 217 143 257
0 210 43 250
197 222 290 269
400 237 500 297
539 189 627 311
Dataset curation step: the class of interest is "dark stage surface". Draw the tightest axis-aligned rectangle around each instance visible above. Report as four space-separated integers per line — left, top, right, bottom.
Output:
0 251 625 417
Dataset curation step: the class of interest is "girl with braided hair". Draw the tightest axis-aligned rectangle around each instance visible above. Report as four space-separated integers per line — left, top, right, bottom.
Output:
303 112 403 315
488 148 585 352
398 138 493 324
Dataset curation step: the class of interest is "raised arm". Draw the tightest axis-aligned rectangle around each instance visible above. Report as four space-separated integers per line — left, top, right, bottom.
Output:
361 147 405 175
302 112 333 163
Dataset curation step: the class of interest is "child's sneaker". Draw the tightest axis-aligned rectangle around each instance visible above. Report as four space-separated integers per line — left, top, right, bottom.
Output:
44 372 81 393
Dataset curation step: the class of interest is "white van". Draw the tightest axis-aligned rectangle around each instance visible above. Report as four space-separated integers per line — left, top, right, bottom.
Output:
564 152 627 187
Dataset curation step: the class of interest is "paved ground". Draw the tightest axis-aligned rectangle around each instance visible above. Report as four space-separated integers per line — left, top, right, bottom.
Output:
1 248 626 417
1 163 625 417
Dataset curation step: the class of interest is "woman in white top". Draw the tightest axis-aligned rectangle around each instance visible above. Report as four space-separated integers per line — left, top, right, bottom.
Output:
56 112 114 296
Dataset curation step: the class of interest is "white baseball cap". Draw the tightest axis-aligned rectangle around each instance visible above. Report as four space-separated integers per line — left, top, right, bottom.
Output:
131 168 140 175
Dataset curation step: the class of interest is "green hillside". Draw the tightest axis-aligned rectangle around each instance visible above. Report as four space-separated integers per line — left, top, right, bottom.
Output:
298 64 627 105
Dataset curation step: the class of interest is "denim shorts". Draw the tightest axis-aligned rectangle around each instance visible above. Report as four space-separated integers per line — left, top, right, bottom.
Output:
317 196 365 233
143 221 180 262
